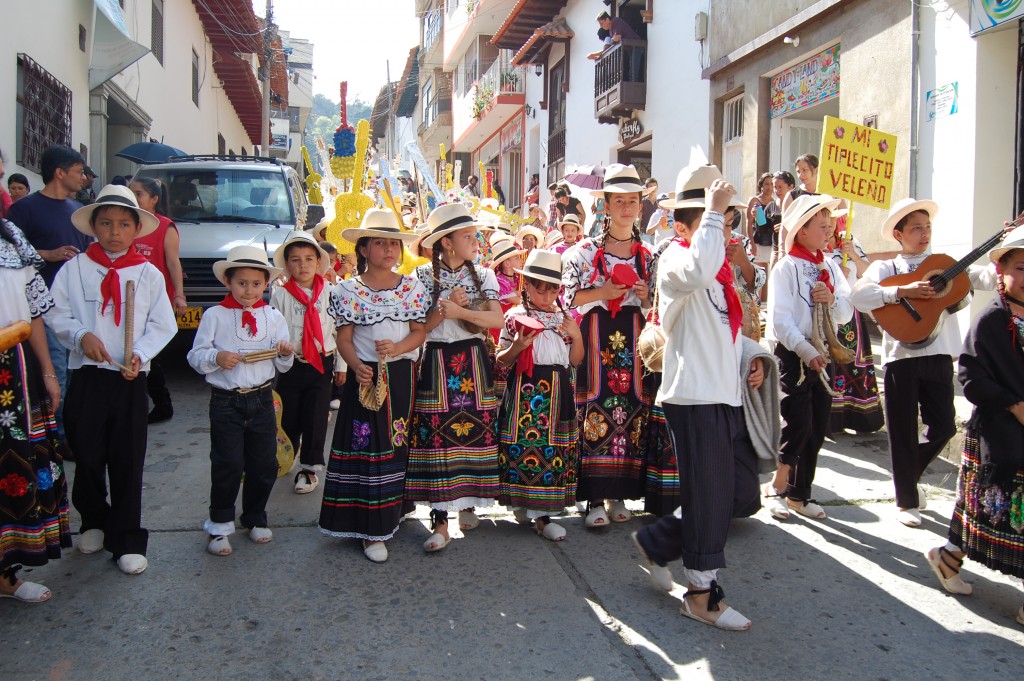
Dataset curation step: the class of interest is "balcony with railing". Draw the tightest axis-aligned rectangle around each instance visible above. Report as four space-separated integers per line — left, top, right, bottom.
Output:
594 39 647 123
453 49 526 151
421 6 443 65
418 90 452 146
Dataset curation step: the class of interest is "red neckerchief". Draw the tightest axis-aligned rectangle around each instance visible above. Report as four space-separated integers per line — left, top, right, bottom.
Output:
219 294 267 337
85 243 148 326
590 238 649 317
788 243 834 293
673 237 743 340
282 275 327 373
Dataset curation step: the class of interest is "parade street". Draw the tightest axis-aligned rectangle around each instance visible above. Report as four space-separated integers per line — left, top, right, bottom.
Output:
1 348 1021 681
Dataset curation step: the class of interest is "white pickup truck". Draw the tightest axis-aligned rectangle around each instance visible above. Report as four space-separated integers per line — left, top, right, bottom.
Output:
133 155 314 331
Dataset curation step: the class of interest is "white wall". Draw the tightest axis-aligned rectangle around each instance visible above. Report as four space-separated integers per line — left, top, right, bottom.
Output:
113 0 253 157
917 0 1017 328
0 1 95 187
641 0 710 188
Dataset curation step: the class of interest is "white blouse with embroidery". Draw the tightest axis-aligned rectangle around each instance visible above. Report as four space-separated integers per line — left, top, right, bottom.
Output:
561 238 654 315
415 263 499 343
0 222 52 325
330 274 431 362
498 305 571 367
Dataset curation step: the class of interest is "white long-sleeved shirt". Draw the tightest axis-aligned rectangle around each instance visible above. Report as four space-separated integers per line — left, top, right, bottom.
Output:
45 251 177 372
187 304 293 389
767 253 854 365
656 211 744 407
850 251 997 365
270 280 345 371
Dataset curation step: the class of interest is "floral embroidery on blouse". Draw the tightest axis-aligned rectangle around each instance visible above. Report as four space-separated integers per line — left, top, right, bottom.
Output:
561 238 654 309
0 221 44 270
330 275 430 326
415 263 499 303
0 222 53 318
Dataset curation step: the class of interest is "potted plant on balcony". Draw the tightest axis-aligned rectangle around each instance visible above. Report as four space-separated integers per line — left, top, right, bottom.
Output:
471 81 495 120
500 69 519 91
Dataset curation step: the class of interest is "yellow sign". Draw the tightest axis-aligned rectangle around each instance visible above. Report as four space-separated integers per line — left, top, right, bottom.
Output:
818 115 897 209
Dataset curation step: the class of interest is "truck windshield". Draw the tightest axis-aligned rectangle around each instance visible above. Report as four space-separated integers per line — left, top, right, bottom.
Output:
134 169 293 224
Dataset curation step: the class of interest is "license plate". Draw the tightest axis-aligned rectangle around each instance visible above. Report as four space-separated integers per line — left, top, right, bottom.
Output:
177 306 204 330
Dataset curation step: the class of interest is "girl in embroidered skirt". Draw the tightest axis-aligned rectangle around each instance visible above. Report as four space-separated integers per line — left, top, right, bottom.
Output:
562 164 654 528
496 250 583 540
407 203 504 552
924 227 1024 626
318 210 427 563
825 210 883 433
489 235 526 398
0 217 70 603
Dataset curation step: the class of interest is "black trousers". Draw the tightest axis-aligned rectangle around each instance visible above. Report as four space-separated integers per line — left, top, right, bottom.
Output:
883 355 956 509
276 354 334 469
777 346 831 501
636 403 759 572
208 386 278 529
64 367 149 558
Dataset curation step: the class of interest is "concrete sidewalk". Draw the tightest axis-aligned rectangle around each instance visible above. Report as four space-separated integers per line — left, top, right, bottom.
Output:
1 368 1021 681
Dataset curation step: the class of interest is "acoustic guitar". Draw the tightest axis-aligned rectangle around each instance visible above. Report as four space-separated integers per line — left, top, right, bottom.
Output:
873 213 1022 347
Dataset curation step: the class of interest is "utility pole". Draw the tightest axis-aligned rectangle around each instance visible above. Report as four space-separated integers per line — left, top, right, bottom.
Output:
260 0 273 156
386 59 393 161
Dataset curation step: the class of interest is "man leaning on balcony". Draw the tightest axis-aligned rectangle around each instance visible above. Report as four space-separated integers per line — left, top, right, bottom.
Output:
588 11 640 60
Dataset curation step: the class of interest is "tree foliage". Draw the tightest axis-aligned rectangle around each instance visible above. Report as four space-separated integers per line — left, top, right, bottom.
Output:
303 94 373 173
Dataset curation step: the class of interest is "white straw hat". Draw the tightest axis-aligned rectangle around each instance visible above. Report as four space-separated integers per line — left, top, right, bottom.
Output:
989 224 1024 264
340 208 421 244
273 229 332 275
421 203 483 249
514 249 563 285
490 239 526 268
590 163 655 198
880 198 939 243
782 194 843 252
516 225 545 246
658 164 743 210
213 244 283 286
71 184 159 238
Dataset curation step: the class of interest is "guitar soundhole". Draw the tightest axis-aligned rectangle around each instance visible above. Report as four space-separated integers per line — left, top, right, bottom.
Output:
925 270 949 297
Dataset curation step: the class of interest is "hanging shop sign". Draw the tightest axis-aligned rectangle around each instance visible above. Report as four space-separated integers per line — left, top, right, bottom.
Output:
619 118 644 144
500 114 523 153
970 0 1024 35
818 115 897 210
770 44 840 119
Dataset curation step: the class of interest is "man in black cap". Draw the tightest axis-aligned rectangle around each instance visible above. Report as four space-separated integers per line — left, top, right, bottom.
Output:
75 166 97 205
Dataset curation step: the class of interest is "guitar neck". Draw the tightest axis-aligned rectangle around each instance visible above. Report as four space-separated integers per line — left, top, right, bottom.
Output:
939 230 1005 281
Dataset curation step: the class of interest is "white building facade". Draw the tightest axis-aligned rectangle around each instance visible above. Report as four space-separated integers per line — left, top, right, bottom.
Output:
3 0 310 189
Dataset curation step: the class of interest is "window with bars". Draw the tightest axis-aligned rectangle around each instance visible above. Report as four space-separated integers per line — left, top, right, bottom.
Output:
191 49 200 106
723 95 743 143
14 54 72 173
152 0 164 65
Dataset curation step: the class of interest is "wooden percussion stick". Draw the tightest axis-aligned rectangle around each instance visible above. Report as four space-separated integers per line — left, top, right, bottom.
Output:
123 281 136 376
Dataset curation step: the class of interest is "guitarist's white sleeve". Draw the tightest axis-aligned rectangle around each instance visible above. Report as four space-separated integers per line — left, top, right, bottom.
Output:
967 262 998 291
851 260 900 311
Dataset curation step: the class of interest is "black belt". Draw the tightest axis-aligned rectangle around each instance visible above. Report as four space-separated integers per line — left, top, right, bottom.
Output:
211 380 273 396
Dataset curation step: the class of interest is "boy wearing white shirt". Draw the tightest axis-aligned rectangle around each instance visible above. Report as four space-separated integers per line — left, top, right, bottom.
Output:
765 194 853 522
270 231 344 495
850 199 998 526
632 167 762 632
187 246 294 557
46 186 177 575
